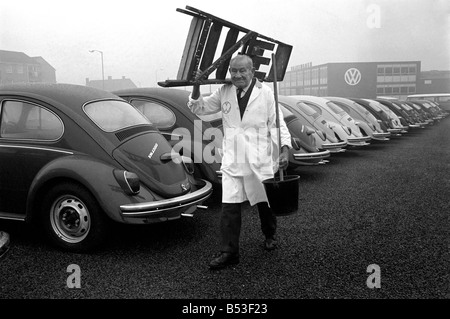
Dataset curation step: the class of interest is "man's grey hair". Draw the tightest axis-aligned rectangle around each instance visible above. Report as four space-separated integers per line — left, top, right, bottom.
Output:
230 54 254 69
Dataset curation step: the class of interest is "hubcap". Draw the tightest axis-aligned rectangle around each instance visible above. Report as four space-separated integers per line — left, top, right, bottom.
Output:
50 196 90 243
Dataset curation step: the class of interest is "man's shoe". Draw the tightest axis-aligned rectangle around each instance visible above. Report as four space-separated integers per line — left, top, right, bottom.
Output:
264 237 277 251
209 252 239 270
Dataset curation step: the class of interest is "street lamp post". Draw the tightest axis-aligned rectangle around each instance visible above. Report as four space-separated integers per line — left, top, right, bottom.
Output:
89 50 104 90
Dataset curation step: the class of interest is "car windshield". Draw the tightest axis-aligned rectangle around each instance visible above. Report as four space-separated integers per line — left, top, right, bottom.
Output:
297 102 320 119
352 102 371 117
326 102 345 115
367 101 382 112
84 100 149 132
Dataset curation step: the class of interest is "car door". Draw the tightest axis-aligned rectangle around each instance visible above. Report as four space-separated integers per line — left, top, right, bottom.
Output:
0 98 65 215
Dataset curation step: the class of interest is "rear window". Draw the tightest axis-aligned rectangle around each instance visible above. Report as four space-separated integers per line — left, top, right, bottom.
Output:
84 100 149 132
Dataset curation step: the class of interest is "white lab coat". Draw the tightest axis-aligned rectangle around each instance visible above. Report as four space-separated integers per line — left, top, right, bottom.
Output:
188 80 292 205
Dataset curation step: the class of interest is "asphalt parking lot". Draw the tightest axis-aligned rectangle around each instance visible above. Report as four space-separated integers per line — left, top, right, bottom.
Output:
0 117 449 301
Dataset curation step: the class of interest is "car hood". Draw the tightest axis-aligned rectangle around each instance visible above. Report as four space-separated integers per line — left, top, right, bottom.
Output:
112 131 191 198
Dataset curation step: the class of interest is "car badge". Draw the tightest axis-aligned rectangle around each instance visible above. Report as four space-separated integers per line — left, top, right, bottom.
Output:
181 182 189 191
148 143 158 159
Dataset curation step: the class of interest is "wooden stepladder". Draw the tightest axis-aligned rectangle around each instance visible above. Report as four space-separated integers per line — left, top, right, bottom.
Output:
158 6 293 88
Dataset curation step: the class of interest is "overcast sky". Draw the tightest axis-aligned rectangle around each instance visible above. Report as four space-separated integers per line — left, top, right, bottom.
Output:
1 0 449 87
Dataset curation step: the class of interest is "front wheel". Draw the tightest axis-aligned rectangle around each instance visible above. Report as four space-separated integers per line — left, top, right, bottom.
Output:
41 182 108 253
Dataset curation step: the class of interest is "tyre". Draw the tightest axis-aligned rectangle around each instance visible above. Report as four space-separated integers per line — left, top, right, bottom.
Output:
41 182 108 253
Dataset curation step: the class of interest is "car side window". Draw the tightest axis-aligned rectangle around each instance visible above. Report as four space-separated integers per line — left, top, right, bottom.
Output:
130 99 176 129
0 100 63 140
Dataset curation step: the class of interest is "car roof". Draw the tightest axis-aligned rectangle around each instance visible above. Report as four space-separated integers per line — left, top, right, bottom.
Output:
114 87 190 105
113 87 195 117
0 82 122 112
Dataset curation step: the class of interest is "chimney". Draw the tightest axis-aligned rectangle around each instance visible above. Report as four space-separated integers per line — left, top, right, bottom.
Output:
86 78 89 85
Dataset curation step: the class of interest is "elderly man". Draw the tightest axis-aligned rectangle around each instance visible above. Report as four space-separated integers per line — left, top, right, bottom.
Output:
188 54 292 270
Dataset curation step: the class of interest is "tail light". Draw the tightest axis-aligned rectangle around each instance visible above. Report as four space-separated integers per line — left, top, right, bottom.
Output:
114 170 140 195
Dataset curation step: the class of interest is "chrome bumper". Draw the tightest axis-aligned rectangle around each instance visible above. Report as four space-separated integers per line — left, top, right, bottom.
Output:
372 132 391 140
320 141 347 152
120 179 213 217
293 150 331 161
347 136 372 146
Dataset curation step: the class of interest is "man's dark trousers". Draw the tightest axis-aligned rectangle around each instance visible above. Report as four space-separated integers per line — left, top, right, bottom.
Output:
220 202 277 253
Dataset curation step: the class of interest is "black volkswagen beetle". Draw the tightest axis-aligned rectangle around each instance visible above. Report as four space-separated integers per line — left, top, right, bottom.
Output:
114 88 223 189
0 83 212 252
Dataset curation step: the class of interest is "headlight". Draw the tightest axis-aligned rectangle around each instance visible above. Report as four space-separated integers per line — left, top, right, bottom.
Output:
113 170 140 195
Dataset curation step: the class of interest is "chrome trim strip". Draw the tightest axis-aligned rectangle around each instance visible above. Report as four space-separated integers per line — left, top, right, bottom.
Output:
0 144 73 154
347 136 372 143
0 215 26 221
293 150 331 160
120 179 212 214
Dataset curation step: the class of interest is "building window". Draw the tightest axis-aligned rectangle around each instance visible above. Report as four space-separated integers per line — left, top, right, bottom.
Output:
385 87 393 94
385 67 393 74
296 71 303 86
17 65 24 74
6 65 13 74
424 80 432 84
377 67 384 74
377 87 384 94
408 86 416 93
393 87 400 93
393 67 400 74
408 66 416 74
400 86 408 93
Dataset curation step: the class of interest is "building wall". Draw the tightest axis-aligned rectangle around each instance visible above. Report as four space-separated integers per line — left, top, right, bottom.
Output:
327 63 378 98
0 62 35 84
0 51 56 84
417 71 450 93
280 60 421 100
86 76 137 91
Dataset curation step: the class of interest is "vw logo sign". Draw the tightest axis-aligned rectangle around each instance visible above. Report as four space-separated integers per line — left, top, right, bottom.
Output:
344 68 362 86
